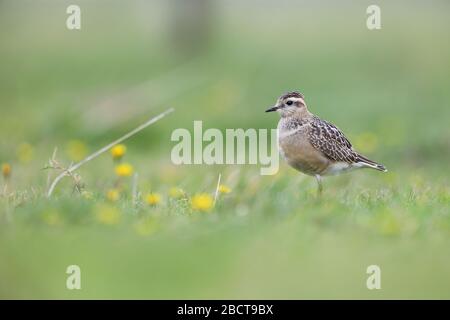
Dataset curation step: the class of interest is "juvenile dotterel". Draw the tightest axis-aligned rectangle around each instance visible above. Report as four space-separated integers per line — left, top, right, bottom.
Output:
266 91 387 193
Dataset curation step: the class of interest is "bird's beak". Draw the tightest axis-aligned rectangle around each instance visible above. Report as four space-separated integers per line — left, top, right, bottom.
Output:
265 105 280 113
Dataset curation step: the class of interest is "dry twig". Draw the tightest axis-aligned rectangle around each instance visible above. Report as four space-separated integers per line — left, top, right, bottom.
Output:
46 108 174 197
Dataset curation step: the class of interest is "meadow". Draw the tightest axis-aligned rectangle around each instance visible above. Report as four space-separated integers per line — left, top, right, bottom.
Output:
0 1 449 299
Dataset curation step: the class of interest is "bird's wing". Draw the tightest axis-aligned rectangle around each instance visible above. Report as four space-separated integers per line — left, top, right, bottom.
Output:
307 117 358 163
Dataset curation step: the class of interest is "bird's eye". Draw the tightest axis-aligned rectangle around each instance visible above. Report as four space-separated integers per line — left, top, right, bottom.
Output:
286 100 293 106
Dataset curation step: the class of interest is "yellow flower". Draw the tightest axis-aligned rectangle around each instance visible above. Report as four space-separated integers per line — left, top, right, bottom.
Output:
106 189 120 202
115 163 134 177
134 217 159 236
41 210 61 226
169 187 185 199
16 142 34 164
2 163 11 179
218 184 231 194
145 193 162 205
354 132 379 154
374 208 401 236
191 193 214 212
95 204 121 225
66 140 88 161
111 144 126 160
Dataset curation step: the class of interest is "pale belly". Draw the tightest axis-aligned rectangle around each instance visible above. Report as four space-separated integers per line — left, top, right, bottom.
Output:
277 125 364 177
279 135 330 176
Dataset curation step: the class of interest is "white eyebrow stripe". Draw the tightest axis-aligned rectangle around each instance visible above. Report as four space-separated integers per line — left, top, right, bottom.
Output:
286 97 305 104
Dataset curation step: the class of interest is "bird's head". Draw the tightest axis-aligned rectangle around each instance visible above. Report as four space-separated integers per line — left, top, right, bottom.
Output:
265 91 309 117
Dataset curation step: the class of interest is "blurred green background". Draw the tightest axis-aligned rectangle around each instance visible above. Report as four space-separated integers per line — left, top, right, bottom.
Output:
0 0 449 299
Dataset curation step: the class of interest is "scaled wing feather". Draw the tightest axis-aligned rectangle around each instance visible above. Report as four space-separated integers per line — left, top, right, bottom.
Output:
307 117 358 163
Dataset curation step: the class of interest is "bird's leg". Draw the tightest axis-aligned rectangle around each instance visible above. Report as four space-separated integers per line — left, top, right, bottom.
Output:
315 175 323 196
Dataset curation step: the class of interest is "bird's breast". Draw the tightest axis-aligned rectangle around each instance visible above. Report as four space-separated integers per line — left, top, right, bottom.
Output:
278 132 330 176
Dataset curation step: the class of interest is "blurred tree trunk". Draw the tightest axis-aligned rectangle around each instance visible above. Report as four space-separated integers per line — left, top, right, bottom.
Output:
169 0 213 58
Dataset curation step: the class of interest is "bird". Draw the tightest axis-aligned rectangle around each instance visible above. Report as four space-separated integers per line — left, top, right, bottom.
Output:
266 91 387 194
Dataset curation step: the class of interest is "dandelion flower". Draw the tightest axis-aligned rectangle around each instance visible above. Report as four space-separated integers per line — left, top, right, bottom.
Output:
134 217 159 236
169 187 184 199
95 204 121 225
145 193 162 206
106 189 120 202
354 132 379 154
2 163 11 179
191 193 214 212
115 163 134 177
218 184 231 194
41 210 61 226
111 144 126 160
66 140 88 161
16 142 34 164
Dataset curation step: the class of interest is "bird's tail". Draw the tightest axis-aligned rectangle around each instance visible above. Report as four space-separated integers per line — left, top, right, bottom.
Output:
356 154 387 172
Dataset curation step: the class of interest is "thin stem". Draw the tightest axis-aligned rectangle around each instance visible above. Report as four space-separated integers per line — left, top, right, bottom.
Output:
214 173 222 206
132 172 139 206
47 108 174 197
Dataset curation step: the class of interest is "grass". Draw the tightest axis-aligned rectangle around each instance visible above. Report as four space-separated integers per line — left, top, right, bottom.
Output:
1 167 449 299
1 1 450 299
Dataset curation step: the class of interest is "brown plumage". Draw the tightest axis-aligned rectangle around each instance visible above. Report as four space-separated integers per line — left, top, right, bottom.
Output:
266 91 387 193
308 117 386 172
